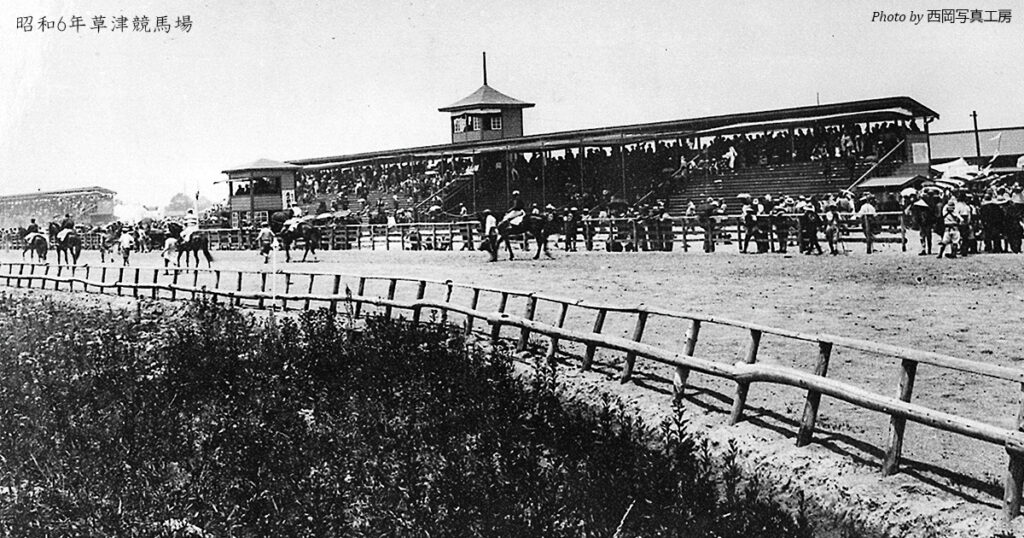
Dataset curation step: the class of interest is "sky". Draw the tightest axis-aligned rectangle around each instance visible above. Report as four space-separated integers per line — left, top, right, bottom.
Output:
1 0 1022 208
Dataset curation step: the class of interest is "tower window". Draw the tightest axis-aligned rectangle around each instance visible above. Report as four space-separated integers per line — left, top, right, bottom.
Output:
471 116 481 131
490 116 502 130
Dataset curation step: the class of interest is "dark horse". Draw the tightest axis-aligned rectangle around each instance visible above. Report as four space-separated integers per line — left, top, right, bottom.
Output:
48 222 82 265
18 227 48 262
165 222 214 268
489 212 561 262
269 210 321 262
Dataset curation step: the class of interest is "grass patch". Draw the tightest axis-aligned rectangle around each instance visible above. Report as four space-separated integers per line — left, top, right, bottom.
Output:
0 293 812 537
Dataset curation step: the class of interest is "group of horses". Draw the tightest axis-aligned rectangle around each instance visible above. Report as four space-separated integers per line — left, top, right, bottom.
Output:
13 208 561 267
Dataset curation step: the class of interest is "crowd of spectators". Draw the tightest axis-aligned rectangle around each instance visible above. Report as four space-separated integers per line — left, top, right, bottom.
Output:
0 191 113 229
286 121 915 226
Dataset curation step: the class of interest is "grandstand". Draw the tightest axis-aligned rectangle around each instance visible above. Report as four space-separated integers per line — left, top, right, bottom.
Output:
0 186 116 229
223 75 939 223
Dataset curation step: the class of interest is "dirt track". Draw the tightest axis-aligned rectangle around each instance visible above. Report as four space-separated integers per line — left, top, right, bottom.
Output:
4 240 1024 535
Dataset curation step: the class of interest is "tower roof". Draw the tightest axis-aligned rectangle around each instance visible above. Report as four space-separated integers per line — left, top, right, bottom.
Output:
438 84 534 113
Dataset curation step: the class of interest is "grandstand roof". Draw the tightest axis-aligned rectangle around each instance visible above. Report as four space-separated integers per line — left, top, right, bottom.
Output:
929 126 1024 159
438 84 535 112
0 186 116 202
291 96 939 167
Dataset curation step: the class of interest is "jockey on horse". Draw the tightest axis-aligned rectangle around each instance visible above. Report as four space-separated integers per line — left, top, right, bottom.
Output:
48 214 82 265
20 218 49 261
23 218 48 249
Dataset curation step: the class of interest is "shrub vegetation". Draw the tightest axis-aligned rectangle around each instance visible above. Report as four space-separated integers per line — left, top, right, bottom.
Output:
0 294 811 537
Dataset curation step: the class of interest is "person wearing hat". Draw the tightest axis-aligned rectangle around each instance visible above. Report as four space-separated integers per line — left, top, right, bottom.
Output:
937 198 963 259
857 194 877 254
480 209 498 258
500 190 526 227
457 204 474 251
979 192 1006 253
699 198 718 253
824 204 842 255
799 203 823 255
771 203 791 254
909 196 937 256
255 221 276 264
118 227 136 266
562 207 579 252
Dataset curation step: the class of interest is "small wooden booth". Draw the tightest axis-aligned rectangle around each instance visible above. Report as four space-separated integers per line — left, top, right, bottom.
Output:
221 158 301 228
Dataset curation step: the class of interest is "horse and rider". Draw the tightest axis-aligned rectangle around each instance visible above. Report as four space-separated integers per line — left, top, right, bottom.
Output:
268 204 321 262
160 209 214 268
483 191 561 262
19 218 48 262
48 213 82 265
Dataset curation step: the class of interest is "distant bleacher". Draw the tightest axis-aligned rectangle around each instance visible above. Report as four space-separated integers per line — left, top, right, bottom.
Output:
665 159 904 212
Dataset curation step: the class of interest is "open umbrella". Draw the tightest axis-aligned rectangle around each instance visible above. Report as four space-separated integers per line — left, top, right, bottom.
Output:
736 193 751 199
900 187 918 197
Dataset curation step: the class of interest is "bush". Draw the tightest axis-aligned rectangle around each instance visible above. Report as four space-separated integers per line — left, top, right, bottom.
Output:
0 293 811 537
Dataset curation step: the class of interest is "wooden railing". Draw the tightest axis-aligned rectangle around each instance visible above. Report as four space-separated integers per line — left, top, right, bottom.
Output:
1 260 1021 519
2 212 908 254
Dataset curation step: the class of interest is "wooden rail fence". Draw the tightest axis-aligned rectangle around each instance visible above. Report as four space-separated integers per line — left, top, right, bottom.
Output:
2 260 1020 519
1 211 909 254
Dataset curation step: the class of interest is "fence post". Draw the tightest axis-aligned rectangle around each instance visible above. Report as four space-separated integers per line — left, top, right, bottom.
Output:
796 341 833 447
546 301 570 366
490 292 509 343
736 217 743 252
728 329 763 425
384 278 397 318
51 265 59 291
440 280 453 324
673 319 702 400
235 271 243 306
517 294 538 352
330 275 342 314
465 288 481 335
620 309 649 383
354 277 367 317
883 358 918 475
132 268 140 298
302 274 315 310
581 308 608 370
899 212 908 252
681 219 689 252
258 272 267 308
41 264 49 290
117 267 125 296
191 270 200 299
412 280 427 323
280 273 292 310
101 267 108 295
1003 384 1024 521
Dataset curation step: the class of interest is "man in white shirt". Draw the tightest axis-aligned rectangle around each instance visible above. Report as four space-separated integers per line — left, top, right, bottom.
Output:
857 195 878 254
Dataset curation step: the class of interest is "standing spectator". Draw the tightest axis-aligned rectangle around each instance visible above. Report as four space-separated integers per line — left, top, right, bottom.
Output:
699 199 718 253
799 204 823 255
563 208 579 252
937 199 963 259
909 196 937 256
857 194 877 254
771 203 791 254
824 204 842 255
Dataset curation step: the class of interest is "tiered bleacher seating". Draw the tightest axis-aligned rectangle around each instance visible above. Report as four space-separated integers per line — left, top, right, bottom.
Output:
666 160 903 212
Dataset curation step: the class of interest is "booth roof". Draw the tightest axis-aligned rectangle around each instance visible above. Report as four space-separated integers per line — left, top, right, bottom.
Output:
438 84 535 112
221 158 301 174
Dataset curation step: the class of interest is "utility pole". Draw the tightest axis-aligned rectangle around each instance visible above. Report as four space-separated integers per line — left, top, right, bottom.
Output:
971 110 981 158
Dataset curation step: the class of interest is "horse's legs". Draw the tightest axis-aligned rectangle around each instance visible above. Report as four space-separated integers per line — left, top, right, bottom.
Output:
504 235 515 260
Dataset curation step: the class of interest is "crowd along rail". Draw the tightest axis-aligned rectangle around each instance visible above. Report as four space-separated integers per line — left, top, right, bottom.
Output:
1 212 910 254
3 259 1019 519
